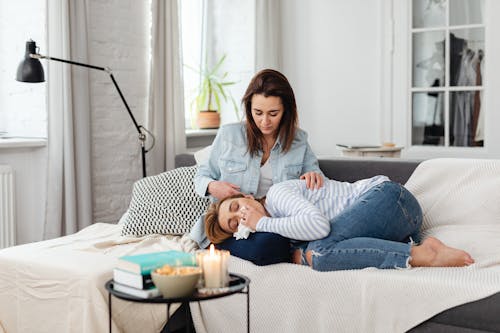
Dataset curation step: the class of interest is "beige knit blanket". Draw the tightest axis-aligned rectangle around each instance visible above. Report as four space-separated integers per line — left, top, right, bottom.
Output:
191 158 500 333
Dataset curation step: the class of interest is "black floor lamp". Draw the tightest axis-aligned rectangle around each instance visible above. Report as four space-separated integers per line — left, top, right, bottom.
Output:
16 39 153 178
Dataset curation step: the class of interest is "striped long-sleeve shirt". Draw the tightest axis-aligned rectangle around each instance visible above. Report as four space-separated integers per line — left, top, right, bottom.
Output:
256 176 389 240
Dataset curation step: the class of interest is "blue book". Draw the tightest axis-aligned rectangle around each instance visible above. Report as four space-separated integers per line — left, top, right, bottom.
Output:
116 250 196 275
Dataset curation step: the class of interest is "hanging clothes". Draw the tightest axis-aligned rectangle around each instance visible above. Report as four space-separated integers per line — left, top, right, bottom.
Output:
452 48 481 147
450 34 466 86
448 34 466 145
473 50 484 146
423 79 444 145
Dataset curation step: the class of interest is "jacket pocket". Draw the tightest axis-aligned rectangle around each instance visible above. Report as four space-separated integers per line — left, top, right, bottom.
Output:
220 159 247 174
285 163 302 179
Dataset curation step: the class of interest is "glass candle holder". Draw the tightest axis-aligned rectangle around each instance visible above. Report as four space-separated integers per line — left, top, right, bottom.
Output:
196 244 230 289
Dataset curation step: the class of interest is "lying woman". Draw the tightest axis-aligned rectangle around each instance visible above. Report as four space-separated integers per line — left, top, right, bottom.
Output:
204 176 474 271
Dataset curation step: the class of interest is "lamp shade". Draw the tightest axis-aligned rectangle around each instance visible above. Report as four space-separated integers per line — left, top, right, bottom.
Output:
16 40 45 83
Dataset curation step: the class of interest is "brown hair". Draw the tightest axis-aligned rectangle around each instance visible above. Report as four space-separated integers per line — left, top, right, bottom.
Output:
205 194 266 244
242 69 298 156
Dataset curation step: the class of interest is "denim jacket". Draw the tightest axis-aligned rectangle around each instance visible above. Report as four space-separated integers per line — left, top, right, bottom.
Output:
191 122 323 248
194 122 323 199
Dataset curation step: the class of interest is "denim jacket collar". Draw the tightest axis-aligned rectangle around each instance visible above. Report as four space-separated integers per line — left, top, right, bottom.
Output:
272 138 282 152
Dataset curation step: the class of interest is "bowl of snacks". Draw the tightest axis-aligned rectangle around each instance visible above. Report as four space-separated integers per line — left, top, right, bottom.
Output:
151 265 202 298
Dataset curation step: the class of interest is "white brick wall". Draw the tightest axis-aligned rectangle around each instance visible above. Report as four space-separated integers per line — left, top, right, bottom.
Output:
88 0 151 222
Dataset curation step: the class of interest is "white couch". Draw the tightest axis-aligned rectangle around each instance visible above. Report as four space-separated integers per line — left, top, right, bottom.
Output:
1 156 500 333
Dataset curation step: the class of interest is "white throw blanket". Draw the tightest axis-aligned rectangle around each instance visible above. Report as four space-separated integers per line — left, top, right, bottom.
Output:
191 158 500 333
0 223 199 333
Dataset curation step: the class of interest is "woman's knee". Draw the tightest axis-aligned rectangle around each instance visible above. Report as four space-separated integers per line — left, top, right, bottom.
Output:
359 181 401 207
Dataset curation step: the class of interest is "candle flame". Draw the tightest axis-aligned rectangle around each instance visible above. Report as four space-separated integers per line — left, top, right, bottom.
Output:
209 244 215 256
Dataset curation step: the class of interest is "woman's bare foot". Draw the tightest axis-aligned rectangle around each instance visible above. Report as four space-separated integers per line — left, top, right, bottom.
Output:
410 237 475 267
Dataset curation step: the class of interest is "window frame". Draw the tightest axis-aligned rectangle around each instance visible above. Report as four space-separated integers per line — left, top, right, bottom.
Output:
410 1 485 148
386 0 500 159
0 1 47 138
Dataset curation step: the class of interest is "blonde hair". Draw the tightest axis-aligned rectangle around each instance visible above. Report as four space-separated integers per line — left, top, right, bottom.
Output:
205 194 244 244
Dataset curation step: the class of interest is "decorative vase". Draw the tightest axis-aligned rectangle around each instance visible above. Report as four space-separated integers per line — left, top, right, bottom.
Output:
197 110 220 129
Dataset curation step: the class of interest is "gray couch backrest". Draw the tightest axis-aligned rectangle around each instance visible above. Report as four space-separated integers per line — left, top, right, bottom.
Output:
175 154 422 185
318 159 421 184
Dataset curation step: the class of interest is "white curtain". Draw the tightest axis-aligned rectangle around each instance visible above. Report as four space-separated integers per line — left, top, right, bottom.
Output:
44 0 92 238
149 0 186 174
255 0 282 71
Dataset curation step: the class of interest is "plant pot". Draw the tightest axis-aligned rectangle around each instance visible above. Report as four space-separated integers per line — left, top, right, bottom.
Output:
197 110 220 129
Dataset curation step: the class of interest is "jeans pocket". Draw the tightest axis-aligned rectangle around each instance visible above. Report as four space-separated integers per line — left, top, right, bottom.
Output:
397 186 422 230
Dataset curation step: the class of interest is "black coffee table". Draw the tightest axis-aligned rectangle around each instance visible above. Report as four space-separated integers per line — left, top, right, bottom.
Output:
105 273 250 333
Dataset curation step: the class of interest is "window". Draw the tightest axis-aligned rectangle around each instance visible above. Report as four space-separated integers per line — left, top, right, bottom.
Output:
180 0 255 130
0 1 47 138
180 0 204 129
411 0 484 147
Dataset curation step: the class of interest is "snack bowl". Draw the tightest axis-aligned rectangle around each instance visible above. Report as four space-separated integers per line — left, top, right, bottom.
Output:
151 265 202 298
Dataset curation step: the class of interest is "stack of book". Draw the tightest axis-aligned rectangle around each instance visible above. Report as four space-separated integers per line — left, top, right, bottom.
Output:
112 250 197 298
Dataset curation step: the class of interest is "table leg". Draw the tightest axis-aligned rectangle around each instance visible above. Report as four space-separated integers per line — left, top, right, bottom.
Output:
167 303 171 327
108 292 112 333
185 302 190 333
247 284 250 333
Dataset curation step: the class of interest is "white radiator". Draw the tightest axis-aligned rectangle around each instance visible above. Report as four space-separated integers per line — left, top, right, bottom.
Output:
0 165 15 248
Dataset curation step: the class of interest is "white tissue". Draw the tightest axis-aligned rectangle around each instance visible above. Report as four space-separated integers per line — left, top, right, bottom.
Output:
233 223 254 240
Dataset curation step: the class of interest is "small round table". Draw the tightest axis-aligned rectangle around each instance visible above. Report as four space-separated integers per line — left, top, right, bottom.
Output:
105 273 250 333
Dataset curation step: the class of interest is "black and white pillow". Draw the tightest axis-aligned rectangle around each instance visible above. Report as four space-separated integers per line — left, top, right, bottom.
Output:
121 166 210 236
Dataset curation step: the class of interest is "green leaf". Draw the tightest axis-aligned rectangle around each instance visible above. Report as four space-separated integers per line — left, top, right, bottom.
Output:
230 95 240 121
221 81 237 86
209 54 227 75
184 53 240 116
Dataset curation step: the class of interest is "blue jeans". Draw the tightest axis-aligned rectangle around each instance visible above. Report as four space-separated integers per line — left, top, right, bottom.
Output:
306 181 422 271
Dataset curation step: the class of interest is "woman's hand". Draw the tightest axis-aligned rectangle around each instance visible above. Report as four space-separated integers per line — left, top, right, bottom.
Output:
239 205 264 231
300 171 324 189
207 181 241 200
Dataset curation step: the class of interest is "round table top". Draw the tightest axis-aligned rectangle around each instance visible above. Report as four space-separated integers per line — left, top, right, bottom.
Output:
105 273 250 304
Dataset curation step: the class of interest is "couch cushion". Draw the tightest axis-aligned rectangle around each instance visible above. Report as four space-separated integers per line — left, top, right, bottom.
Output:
121 166 210 236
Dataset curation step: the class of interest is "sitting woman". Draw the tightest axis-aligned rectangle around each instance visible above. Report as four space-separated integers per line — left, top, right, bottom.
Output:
204 176 474 271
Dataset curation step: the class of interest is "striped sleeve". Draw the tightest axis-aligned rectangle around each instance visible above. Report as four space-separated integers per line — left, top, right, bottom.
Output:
256 182 330 240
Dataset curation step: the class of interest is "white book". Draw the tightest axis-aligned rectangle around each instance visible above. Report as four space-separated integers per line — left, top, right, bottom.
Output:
113 268 153 289
336 143 381 149
113 282 161 299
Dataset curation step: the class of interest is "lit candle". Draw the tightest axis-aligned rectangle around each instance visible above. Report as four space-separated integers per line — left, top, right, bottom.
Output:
203 244 222 288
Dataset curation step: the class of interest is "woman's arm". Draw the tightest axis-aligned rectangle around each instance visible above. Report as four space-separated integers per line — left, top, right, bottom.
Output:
194 129 223 198
252 182 330 240
194 126 243 200
302 140 324 177
300 138 325 189
207 181 241 200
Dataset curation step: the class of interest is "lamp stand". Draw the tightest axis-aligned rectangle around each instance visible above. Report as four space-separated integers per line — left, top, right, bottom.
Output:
31 54 149 177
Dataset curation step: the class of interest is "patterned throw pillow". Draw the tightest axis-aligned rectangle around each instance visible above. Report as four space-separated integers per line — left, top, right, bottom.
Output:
121 166 210 236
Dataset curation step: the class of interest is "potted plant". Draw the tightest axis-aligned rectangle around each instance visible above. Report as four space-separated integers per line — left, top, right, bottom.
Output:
187 54 239 129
